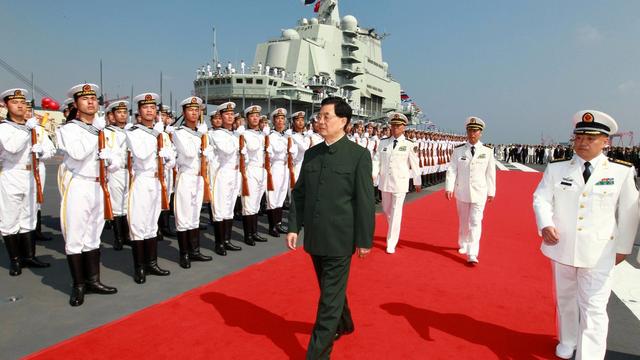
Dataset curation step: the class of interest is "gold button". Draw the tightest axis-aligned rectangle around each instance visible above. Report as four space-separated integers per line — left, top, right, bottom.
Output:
577 228 582 231
578 216 584 220
582 193 587 197
603 191 607 194
580 204 585 208
610 236 614 240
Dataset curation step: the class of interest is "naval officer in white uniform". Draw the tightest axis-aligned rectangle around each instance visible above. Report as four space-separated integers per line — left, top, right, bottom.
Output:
445 116 496 264
372 112 421 254
533 110 639 360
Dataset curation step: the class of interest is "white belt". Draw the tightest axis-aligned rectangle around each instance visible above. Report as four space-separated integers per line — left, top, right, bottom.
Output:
135 171 159 178
2 163 32 171
178 168 200 176
71 172 100 182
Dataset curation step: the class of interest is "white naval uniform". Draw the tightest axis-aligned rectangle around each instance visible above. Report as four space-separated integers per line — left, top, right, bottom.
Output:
209 128 240 221
445 141 496 257
172 126 207 231
0 120 53 236
104 125 129 216
240 129 266 215
57 120 118 254
55 126 72 197
308 131 324 149
266 131 297 210
126 125 175 240
533 154 639 360
35 125 56 207
372 135 422 253
290 131 309 184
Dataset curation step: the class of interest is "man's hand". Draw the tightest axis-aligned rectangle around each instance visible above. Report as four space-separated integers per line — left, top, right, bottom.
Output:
541 226 560 245
286 232 297 250
487 196 494 202
615 253 627 265
445 191 454 200
357 247 371 259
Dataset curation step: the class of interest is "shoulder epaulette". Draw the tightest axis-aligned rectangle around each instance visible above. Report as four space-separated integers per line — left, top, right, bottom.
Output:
455 143 465 148
483 144 493 149
609 157 633 167
380 136 390 141
550 158 570 163
407 138 415 143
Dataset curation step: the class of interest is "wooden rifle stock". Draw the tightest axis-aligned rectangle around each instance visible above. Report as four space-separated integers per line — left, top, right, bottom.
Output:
157 133 170 210
201 133 212 203
264 135 274 191
239 135 250 196
30 128 44 204
98 131 114 220
169 133 177 188
127 150 133 190
287 136 295 189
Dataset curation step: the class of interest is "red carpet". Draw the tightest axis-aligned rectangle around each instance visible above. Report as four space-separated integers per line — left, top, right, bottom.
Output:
26 171 557 359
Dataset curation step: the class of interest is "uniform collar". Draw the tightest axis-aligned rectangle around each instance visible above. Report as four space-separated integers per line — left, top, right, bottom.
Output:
392 134 406 142
467 140 482 148
573 153 605 169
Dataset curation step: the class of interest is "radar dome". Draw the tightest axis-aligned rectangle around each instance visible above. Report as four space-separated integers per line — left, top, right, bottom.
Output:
382 62 389 70
341 15 358 31
300 18 309 26
309 18 319 25
282 29 300 40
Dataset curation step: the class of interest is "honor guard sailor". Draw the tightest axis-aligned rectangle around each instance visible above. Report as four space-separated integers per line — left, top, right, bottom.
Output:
445 116 496 264
172 96 213 268
290 111 310 182
238 105 270 246
208 102 243 256
104 100 132 250
126 92 175 283
57 83 121 306
0 88 52 276
533 110 639 360
372 112 422 254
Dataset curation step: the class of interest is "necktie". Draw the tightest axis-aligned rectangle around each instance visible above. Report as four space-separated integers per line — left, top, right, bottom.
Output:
583 161 591 183
393 139 397 149
471 146 475 157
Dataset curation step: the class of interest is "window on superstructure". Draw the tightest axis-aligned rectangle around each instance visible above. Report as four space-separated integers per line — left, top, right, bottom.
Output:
236 79 243 84
246 78 253 84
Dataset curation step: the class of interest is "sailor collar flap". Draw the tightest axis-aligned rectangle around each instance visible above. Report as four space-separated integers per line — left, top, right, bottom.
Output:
70 119 99 136
178 126 199 137
106 125 125 133
2 118 30 133
131 124 160 137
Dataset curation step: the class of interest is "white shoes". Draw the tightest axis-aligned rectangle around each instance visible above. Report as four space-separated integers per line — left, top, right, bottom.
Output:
386 248 395 254
555 343 575 359
458 247 467 254
467 255 479 264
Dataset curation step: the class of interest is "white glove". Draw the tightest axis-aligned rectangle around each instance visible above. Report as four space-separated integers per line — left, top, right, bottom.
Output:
202 146 214 162
285 129 293 136
98 148 112 160
197 123 208 135
364 132 370 138
240 147 248 156
124 123 133 130
262 126 271 136
305 129 314 137
93 116 106 131
165 125 175 134
153 122 165 134
236 125 246 136
266 144 274 158
31 143 44 156
158 147 173 160
25 117 38 130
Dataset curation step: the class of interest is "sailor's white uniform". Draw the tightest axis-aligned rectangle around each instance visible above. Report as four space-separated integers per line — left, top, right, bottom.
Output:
445 141 496 258
104 125 129 216
240 128 267 215
266 130 297 209
209 128 240 221
172 126 207 231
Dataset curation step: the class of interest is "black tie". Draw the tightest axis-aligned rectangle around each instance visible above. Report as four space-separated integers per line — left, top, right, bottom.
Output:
393 139 397 149
471 146 475 157
583 162 591 183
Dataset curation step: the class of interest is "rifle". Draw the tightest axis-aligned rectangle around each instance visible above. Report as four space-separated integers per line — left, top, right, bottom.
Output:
239 135 250 196
287 136 295 189
127 150 133 190
264 134 274 191
201 115 212 203
157 132 170 210
31 112 45 204
98 131 114 220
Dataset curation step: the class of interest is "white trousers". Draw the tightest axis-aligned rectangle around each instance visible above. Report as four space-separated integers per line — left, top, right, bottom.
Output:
128 176 161 240
211 167 239 221
455 200 486 257
57 163 72 197
108 169 129 216
61 177 104 254
174 172 204 232
37 162 45 211
241 165 265 216
267 161 288 210
381 191 406 252
553 253 614 360
0 169 37 236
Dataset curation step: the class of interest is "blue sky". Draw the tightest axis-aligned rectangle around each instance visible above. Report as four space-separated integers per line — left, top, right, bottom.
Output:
1 0 639 144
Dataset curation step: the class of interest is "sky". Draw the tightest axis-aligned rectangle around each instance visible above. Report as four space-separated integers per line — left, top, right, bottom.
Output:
1 0 639 144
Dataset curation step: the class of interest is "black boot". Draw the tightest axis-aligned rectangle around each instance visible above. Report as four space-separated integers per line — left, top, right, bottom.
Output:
242 216 255 246
4 234 22 276
20 232 50 268
223 219 241 251
267 209 279 237
159 211 176 237
66 254 85 306
131 241 146 284
112 216 124 251
176 231 191 269
208 205 215 225
144 237 170 276
251 215 267 242
275 208 288 234
121 216 132 246
234 197 243 221
213 221 226 256
83 249 117 294
188 228 212 261
34 210 51 241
